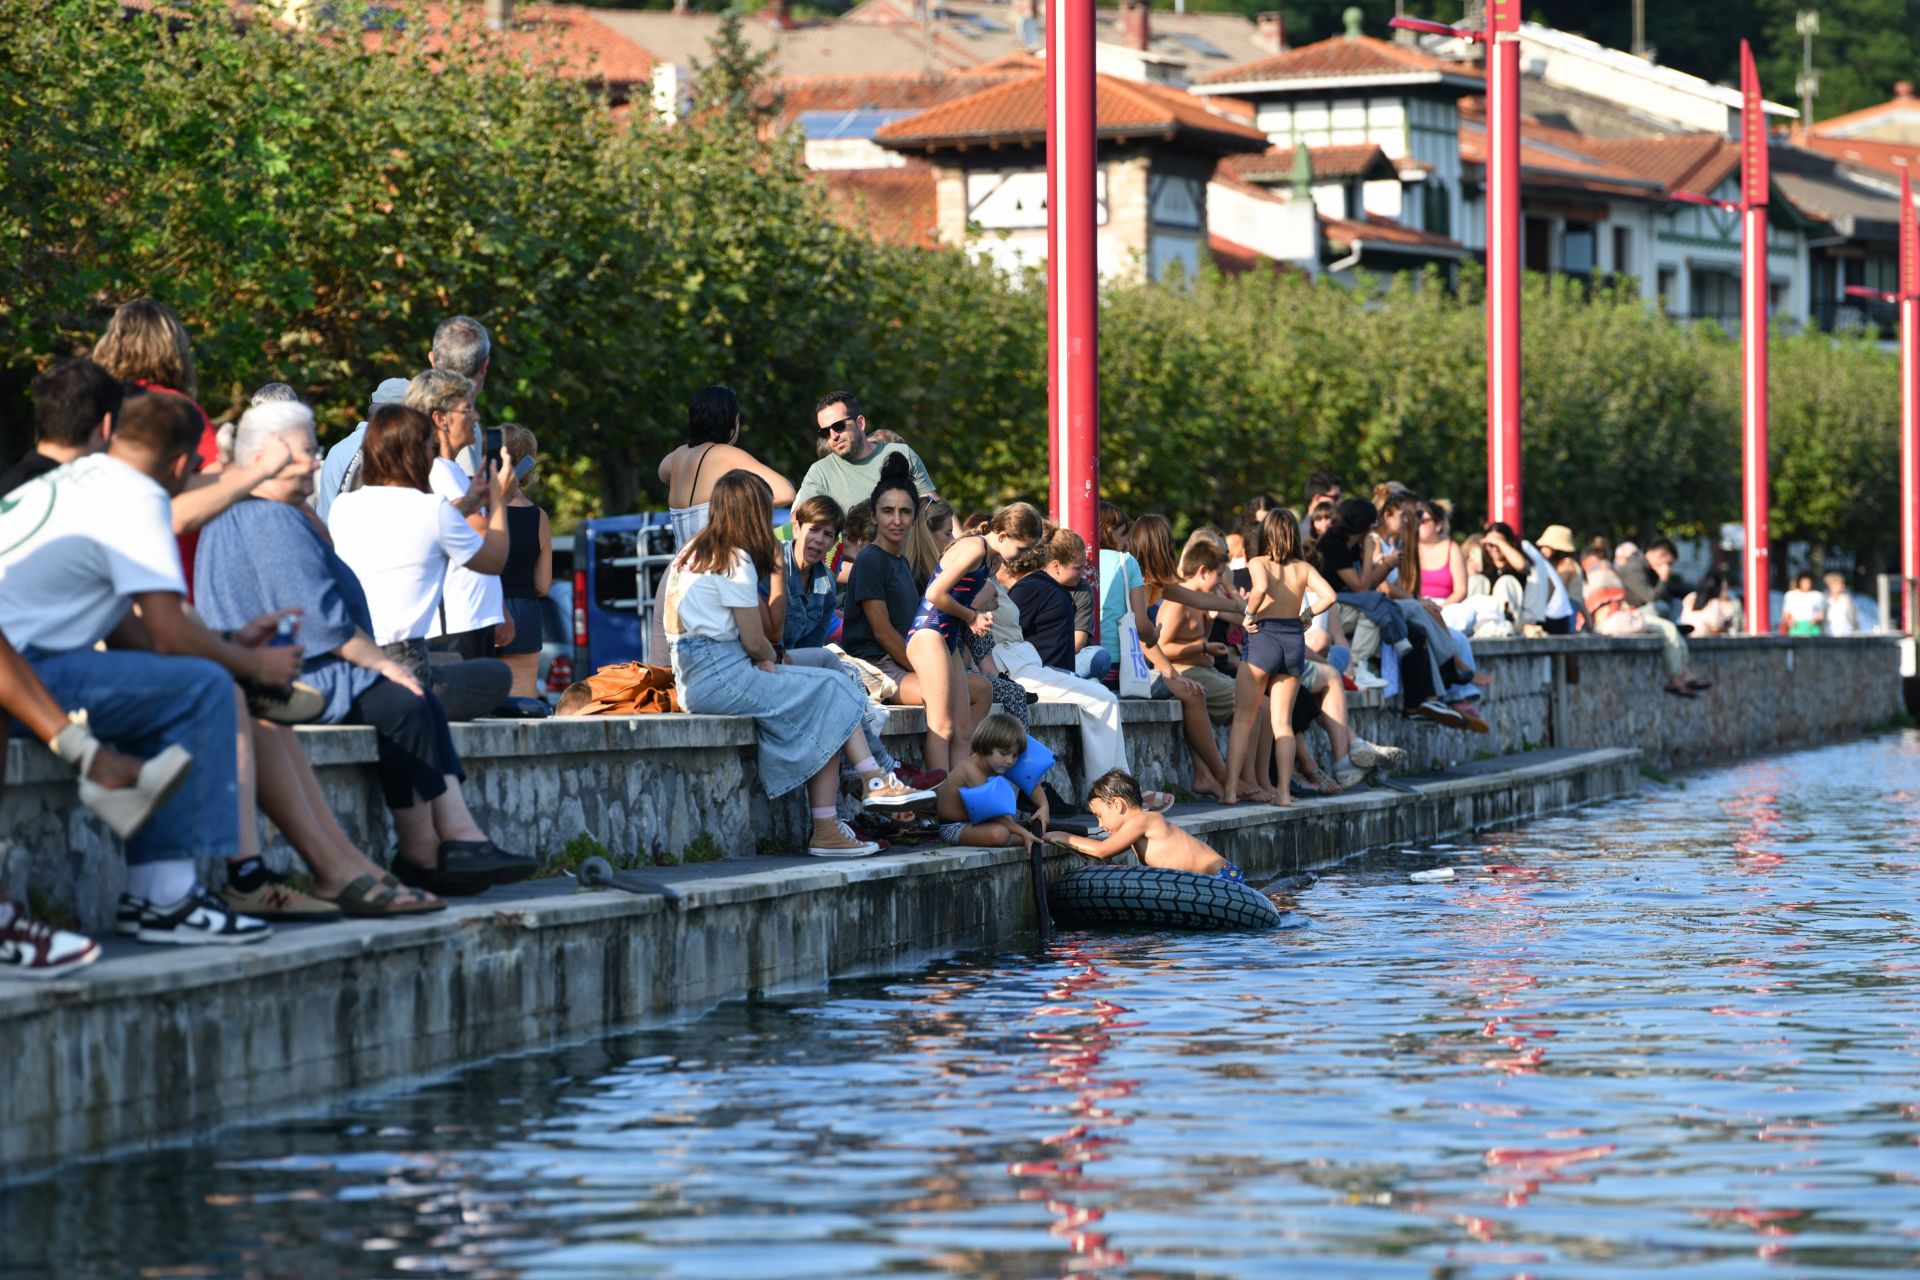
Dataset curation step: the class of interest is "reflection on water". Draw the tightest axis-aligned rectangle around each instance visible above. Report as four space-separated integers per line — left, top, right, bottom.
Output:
8 733 1920 1279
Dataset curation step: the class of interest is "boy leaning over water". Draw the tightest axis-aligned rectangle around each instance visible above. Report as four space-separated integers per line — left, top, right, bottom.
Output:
933 711 1049 849
1046 769 1241 881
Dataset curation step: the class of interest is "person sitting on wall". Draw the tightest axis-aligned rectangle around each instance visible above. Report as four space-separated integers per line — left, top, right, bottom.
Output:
199 399 523 904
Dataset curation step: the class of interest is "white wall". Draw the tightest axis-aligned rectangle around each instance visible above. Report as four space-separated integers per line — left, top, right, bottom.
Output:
1208 180 1319 267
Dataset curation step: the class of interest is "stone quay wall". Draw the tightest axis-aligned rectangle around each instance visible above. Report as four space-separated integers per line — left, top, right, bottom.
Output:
1 635 1901 933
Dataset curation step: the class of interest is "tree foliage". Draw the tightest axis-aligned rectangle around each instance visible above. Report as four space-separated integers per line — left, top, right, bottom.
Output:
0 0 1904 573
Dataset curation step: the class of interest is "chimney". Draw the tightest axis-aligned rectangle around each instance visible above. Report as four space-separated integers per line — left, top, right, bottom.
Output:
1254 10 1286 53
762 0 795 28
1122 0 1150 52
484 0 511 30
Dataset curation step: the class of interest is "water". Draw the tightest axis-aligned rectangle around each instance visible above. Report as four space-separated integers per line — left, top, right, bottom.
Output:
11 734 1920 1279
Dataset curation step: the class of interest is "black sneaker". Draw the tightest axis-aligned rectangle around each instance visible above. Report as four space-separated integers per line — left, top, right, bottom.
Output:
116 891 272 946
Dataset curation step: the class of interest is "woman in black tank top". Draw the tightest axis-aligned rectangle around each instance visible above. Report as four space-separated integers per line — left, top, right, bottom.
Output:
498 427 552 697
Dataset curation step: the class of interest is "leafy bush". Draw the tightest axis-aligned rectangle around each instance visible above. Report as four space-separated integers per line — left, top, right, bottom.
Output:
0 0 1901 569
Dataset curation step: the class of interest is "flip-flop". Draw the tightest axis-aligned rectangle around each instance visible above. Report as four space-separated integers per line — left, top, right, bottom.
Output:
1142 790 1176 812
323 873 446 917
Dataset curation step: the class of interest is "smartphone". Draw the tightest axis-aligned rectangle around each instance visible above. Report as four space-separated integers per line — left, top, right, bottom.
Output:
483 426 503 472
514 455 535 482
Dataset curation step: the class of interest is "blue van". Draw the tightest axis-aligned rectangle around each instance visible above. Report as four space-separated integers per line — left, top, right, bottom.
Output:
568 508 791 680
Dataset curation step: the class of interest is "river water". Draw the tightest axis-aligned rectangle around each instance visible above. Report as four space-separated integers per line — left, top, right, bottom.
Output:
9 734 1920 1279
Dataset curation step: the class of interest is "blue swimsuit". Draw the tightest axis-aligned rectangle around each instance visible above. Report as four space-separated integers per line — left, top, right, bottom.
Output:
909 537 990 652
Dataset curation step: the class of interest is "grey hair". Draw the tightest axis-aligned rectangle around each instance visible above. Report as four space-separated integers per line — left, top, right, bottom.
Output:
431 315 491 379
404 368 475 418
249 382 300 407
231 400 316 467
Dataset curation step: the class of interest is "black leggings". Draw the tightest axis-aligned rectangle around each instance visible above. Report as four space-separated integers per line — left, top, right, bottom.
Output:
1542 613 1574 635
1401 628 1440 706
345 678 465 810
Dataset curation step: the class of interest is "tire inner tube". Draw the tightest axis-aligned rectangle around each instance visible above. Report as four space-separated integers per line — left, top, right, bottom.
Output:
1047 865 1286 931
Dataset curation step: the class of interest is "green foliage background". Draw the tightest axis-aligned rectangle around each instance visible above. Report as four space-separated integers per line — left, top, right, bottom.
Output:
0 0 1903 571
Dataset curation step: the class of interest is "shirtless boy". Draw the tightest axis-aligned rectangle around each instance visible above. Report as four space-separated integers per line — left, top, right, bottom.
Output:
1045 768 1242 881
933 711 1049 849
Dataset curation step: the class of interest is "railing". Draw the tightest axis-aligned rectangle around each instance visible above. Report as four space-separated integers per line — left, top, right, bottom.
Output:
1810 297 1898 339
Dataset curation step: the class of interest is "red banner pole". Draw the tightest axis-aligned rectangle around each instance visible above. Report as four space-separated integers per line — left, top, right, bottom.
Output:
1046 0 1062 522
1486 0 1522 531
1902 170 1920 631
1739 40 1771 633
1051 0 1099 581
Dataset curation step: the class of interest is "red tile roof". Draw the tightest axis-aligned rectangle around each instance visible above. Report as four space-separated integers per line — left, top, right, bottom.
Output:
1198 32 1478 88
1321 213 1465 252
875 70 1268 151
1806 83 1920 141
1795 133 1920 183
820 168 940 249
1583 135 1739 195
365 4 656 85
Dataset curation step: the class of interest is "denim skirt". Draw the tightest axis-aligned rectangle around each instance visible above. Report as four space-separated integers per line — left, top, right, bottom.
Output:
671 636 865 798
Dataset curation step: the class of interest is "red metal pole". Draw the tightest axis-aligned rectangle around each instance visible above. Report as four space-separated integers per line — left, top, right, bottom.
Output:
1902 170 1920 631
1049 0 1099 579
1739 40 1771 633
1486 1 1522 531
1046 0 1061 521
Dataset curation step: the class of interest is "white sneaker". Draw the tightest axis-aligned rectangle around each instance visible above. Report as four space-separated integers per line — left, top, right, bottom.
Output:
1348 738 1406 770
1352 668 1388 690
0 901 100 979
115 890 271 946
808 819 881 859
1332 759 1369 788
1409 698 1466 728
862 772 937 808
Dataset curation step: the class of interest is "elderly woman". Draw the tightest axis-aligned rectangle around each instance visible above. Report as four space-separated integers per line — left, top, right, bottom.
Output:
195 401 531 898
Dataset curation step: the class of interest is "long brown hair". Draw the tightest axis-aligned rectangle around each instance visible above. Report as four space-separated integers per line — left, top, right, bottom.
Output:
1260 508 1303 565
1097 501 1129 552
1127 513 1180 588
680 469 777 577
360 404 435 492
987 501 1045 543
1380 491 1422 591
93 299 196 399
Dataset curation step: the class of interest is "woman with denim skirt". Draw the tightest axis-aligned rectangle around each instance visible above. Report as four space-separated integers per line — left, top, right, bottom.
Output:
663 471 935 858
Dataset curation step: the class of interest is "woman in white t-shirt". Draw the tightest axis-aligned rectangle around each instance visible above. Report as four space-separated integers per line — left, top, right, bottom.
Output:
664 471 933 858
1782 572 1827 635
328 405 509 674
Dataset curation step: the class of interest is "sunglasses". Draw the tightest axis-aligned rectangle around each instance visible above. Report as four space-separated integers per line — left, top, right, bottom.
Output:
816 416 858 440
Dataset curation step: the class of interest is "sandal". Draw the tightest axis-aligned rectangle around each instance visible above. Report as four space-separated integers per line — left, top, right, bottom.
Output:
1142 790 1176 812
53 720 194 841
391 841 532 896
322 873 446 917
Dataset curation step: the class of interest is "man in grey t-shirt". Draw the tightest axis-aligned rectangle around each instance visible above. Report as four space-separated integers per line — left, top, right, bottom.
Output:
795 390 937 515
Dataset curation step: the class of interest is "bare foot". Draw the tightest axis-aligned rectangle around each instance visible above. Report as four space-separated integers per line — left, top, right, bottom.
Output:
1192 782 1224 801
1241 784 1275 804
1275 796 1294 808
1472 671 1494 688
85 746 145 790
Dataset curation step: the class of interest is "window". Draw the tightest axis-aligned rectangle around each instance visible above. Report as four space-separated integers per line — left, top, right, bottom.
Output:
1524 216 1553 271
1612 226 1632 277
1657 267 1676 312
1422 181 1451 237
1562 220 1595 277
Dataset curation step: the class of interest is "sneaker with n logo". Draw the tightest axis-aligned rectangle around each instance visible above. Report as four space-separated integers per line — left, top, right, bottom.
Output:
0 901 100 978
116 891 272 946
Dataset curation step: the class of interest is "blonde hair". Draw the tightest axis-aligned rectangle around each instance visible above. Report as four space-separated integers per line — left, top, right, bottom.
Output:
969 711 1027 758
93 299 195 399
502 424 537 467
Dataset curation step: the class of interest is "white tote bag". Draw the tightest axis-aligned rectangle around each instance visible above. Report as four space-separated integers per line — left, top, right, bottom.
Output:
1116 614 1157 698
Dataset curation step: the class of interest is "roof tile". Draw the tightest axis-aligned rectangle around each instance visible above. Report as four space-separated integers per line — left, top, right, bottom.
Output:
820 167 940 248
875 70 1268 150
1198 32 1478 88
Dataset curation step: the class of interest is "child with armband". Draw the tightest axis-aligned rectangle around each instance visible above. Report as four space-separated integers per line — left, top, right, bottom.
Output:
1044 768 1241 880
933 711 1052 849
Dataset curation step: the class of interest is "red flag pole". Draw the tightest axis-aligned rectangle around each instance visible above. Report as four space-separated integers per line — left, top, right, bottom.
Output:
1902 169 1920 631
1047 0 1099 582
1486 0 1523 532
1739 40 1772 633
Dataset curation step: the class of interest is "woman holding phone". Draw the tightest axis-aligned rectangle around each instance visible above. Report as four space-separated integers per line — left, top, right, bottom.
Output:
407 368 509 661
497 426 552 697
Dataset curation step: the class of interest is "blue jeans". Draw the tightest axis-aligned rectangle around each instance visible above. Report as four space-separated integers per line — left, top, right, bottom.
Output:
23 648 238 864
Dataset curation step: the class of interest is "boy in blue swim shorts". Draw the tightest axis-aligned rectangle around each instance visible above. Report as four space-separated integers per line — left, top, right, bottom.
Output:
1045 769 1241 878
933 712 1049 849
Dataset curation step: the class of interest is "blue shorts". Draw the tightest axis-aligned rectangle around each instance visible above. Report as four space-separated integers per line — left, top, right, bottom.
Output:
1244 617 1306 678
1217 863 1246 883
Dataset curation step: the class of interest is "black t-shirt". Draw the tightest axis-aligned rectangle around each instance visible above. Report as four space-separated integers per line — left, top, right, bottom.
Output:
1011 573 1076 672
0 452 60 498
1317 533 1362 588
840 544 918 662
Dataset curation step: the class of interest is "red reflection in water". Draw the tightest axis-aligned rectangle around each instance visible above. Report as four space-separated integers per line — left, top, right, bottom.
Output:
1007 943 1136 1273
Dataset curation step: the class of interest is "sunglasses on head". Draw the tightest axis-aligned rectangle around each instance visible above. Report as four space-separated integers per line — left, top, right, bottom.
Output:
816 416 857 440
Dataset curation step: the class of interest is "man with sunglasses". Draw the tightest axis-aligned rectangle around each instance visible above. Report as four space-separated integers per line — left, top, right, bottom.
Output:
794 391 937 517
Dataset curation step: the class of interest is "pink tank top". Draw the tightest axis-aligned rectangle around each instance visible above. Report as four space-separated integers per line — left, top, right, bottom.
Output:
1419 561 1454 599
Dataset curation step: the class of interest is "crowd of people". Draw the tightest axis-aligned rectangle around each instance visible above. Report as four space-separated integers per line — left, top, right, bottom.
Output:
0 301 1838 978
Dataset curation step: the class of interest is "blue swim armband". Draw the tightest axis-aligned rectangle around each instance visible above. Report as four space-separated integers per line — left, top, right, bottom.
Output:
959 775 1019 824
1006 738 1055 795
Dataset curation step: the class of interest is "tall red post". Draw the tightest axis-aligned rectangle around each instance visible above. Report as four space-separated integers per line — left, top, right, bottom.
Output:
1902 170 1920 631
1047 0 1099 576
1486 0 1523 532
1739 40 1772 634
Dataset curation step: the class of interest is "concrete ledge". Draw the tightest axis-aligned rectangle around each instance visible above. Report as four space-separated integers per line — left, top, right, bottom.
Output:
0 745 1640 1184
